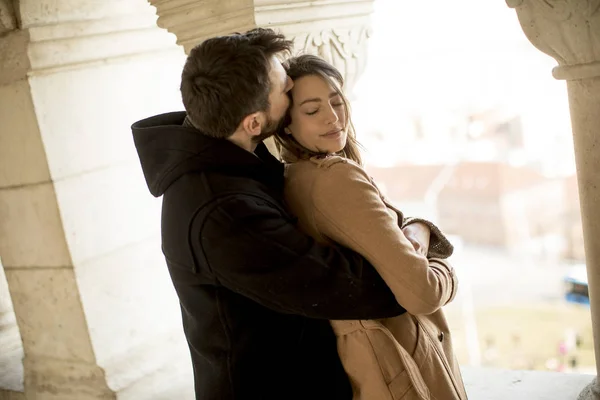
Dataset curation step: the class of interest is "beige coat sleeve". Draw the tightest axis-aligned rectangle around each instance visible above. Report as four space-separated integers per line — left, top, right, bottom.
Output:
311 158 457 315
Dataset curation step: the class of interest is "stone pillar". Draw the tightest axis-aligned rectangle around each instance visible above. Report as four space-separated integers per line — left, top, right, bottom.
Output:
506 1 600 398
0 1 190 399
0 257 24 398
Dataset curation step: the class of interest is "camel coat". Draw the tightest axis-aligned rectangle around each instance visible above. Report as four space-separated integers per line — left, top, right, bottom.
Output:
283 155 468 400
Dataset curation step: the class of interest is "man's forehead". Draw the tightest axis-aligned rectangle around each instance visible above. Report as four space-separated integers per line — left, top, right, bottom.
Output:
269 56 287 81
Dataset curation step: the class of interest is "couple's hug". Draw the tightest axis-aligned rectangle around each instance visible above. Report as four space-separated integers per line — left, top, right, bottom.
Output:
132 28 467 400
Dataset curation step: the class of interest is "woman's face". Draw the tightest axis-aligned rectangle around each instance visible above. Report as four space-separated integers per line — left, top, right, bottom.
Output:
285 74 348 154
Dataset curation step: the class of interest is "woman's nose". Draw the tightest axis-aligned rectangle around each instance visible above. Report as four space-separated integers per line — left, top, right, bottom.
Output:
324 106 339 125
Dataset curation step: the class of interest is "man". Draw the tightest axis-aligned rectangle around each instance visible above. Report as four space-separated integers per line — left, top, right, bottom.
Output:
132 28 406 400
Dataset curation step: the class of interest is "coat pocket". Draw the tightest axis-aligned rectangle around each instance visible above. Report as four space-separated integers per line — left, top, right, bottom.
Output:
374 318 431 400
332 318 431 400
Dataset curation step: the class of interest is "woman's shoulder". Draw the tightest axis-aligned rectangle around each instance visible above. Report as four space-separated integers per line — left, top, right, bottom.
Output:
285 155 369 190
304 156 372 199
308 155 347 169
309 155 368 178
290 155 364 172
285 155 346 174
285 154 344 166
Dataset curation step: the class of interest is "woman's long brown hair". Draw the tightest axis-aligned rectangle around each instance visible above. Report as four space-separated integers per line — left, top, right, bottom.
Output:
274 54 363 166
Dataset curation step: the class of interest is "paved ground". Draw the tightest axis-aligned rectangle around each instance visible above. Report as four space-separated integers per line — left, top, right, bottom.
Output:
461 367 594 400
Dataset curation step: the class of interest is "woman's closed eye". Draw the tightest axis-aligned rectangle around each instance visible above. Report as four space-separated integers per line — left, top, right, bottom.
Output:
305 102 344 116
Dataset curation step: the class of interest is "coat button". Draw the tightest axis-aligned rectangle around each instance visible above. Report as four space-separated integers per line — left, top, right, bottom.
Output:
438 332 444 342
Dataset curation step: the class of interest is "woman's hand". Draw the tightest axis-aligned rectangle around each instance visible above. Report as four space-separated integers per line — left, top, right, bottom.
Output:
402 222 431 257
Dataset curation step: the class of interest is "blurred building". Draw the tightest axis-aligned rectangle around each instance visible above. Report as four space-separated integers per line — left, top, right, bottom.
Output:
368 164 445 220
367 161 579 260
437 161 564 258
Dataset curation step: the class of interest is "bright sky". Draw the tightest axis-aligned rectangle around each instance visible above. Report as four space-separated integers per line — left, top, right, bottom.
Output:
352 0 574 172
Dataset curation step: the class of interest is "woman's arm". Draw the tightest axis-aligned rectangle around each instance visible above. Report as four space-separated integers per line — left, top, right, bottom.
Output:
311 158 457 315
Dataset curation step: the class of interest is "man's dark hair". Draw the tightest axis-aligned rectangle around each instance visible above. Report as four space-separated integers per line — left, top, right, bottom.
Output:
180 28 293 138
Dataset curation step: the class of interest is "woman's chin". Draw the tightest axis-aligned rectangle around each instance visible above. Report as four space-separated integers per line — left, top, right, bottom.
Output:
316 143 345 154
307 138 346 154
331 139 348 154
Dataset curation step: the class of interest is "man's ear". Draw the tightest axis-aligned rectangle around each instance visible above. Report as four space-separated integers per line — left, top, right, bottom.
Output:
241 112 264 137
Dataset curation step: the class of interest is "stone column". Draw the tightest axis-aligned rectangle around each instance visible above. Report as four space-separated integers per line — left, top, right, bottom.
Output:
0 258 24 398
506 1 600 398
0 1 189 399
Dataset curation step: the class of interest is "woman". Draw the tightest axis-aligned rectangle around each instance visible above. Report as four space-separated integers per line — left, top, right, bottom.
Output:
275 55 468 400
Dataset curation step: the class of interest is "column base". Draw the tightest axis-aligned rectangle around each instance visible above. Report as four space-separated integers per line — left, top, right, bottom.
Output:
23 357 115 400
579 377 600 400
0 389 26 400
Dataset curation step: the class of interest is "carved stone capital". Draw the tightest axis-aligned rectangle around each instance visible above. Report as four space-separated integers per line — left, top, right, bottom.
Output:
0 0 18 34
289 26 372 94
149 0 375 92
148 0 256 53
506 0 600 80
0 2 181 84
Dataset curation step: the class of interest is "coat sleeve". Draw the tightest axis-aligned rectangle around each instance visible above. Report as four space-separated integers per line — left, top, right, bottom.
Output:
199 195 406 320
402 217 455 259
311 159 457 315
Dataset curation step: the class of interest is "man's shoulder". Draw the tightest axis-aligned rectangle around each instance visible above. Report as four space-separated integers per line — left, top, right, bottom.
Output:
173 170 276 198
164 170 287 226
188 174 286 221
209 192 283 219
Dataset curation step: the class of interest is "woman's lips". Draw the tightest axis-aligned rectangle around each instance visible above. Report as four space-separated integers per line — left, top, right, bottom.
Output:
322 128 343 138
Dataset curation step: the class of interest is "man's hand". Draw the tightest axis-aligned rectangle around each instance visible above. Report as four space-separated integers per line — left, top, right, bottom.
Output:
402 222 431 257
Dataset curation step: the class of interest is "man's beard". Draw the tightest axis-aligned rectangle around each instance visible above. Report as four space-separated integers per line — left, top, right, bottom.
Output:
252 114 286 144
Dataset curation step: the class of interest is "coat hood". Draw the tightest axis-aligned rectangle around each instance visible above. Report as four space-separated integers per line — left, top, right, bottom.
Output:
132 111 283 196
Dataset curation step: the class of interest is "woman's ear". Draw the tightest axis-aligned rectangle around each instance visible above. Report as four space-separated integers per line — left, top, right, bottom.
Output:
284 127 292 135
